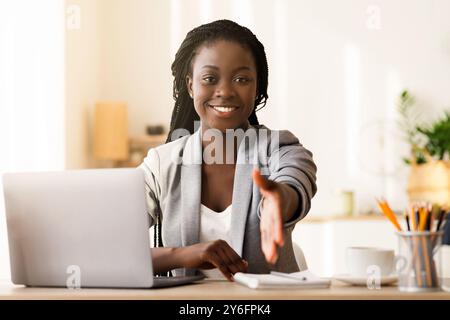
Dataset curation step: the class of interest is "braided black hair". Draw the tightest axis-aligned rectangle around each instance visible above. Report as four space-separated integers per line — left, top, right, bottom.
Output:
166 19 269 143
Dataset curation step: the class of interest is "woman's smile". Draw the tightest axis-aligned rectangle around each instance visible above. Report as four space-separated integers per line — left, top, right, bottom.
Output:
206 103 240 118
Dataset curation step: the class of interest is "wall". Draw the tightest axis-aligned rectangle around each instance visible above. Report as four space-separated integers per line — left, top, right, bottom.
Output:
100 0 173 138
65 0 450 216
65 0 103 169
292 220 397 276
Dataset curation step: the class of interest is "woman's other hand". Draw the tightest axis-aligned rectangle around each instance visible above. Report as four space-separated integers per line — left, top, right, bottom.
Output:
175 240 248 281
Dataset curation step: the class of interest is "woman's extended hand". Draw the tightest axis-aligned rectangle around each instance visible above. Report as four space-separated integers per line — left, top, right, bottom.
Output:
252 169 291 264
175 240 248 281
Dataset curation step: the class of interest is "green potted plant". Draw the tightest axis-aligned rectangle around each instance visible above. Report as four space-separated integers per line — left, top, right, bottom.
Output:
398 90 450 206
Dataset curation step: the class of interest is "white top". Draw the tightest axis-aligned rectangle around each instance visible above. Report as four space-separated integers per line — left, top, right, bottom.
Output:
199 203 232 280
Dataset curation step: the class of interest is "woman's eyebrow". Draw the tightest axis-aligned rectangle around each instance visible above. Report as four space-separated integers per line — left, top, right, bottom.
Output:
201 65 252 72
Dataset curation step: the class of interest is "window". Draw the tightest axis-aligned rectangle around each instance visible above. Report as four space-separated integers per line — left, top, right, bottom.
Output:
0 0 65 280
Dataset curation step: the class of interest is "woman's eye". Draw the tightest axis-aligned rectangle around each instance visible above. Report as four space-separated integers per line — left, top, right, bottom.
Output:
202 76 216 83
235 77 250 83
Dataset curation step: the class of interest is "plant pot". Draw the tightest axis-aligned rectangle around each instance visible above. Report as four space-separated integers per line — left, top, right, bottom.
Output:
407 160 450 206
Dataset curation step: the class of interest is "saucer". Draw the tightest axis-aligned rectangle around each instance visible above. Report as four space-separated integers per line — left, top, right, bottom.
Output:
334 273 398 286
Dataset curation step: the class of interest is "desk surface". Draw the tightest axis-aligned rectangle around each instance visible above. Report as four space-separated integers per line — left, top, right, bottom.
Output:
1 279 449 300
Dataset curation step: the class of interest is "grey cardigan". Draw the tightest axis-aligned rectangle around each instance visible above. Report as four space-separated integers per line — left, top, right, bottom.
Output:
138 124 317 276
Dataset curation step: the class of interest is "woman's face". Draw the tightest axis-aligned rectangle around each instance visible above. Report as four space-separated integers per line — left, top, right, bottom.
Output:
186 40 258 133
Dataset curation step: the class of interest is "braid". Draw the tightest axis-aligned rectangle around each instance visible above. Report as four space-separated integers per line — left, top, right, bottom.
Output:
166 19 269 143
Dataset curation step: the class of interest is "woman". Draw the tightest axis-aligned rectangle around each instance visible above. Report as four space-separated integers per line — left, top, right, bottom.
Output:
139 19 317 281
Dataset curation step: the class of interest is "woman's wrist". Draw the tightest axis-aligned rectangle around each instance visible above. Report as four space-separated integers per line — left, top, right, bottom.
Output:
151 247 183 273
278 183 299 222
172 246 187 269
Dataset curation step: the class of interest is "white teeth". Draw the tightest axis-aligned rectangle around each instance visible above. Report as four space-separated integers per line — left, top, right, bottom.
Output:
211 105 237 112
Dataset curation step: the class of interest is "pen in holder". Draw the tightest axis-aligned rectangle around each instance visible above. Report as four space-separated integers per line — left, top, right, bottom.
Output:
395 230 443 292
375 199 448 292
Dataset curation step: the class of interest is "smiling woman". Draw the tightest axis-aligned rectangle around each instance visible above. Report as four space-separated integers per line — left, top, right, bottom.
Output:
139 19 317 281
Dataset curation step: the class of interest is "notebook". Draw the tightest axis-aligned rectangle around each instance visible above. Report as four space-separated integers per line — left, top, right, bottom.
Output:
233 270 331 289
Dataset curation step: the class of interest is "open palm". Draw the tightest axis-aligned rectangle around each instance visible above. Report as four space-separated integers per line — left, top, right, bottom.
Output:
252 169 285 264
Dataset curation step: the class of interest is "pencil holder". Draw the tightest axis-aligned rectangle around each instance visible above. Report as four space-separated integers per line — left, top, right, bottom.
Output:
395 231 444 292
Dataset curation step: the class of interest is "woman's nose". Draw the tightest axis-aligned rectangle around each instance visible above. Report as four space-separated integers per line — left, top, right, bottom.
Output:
214 81 236 98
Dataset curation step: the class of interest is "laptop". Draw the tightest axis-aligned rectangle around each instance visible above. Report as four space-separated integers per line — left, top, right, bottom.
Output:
2 168 204 288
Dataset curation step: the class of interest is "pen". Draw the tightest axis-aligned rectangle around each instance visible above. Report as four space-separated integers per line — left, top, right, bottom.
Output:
270 271 307 281
405 210 411 231
415 209 420 230
436 209 446 231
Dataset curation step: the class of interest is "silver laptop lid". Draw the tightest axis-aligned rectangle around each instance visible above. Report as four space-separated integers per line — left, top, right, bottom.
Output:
2 168 153 288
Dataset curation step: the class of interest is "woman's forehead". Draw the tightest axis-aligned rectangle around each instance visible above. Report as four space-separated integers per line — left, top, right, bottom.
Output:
192 40 256 72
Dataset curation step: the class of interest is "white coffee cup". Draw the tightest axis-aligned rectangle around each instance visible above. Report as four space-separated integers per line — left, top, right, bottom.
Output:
346 247 395 277
435 244 450 279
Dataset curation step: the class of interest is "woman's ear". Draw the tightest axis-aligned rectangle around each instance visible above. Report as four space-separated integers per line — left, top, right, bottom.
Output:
186 75 193 98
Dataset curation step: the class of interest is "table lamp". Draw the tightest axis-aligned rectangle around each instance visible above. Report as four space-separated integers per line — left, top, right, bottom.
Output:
93 102 129 166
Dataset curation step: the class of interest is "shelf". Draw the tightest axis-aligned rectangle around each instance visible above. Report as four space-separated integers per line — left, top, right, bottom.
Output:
301 214 394 223
117 134 167 168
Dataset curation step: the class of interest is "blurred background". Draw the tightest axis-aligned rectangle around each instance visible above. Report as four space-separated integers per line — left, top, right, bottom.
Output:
1 0 449 279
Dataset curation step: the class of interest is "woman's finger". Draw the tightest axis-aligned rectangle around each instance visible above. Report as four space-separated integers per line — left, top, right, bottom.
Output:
261 211 282 264
220 242 248 272
259 187 284 247
219 245 247 274
261 223 276 264
216 244 240 275
206 250 234 281
263 235 277 263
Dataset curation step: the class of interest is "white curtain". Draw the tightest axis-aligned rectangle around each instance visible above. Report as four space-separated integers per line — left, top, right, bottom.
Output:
0 0 65 281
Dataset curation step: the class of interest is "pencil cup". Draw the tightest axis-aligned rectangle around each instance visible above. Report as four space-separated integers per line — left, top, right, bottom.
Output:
395 231 444 292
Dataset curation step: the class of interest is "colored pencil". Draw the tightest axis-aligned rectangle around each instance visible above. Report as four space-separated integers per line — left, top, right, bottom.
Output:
418 208 432 287
376 199 402 231
410 205 417 231
418 207 429 232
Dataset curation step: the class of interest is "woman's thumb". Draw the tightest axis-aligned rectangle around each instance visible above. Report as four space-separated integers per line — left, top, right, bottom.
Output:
252 169 273 190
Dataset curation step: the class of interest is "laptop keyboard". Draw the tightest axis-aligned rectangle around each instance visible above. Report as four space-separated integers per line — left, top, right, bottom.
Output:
152 274 205 288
